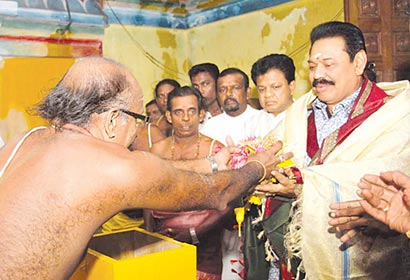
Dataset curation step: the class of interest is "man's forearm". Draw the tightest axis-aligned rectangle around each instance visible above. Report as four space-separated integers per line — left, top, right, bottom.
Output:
170 157 215 173
205 160 266 209
169 160 266 212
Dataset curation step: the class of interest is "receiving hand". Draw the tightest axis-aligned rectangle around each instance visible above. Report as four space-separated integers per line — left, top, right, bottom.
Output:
328 200 390 252
357 171 410 235
254 167 296 196
247 140 294 182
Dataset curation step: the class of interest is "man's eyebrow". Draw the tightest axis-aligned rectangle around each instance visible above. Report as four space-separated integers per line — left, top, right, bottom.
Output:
308 57 333 63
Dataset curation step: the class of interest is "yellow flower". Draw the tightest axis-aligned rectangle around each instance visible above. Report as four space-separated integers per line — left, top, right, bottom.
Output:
277 159 294 168
248 195 262 205
234 207 245 237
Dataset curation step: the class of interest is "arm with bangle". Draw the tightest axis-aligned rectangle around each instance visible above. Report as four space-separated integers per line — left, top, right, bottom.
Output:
254 162 303 196
184 157 272 244
156 140 293 213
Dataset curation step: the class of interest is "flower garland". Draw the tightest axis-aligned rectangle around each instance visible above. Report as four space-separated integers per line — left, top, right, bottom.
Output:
230 135 296 278
231 134 294 237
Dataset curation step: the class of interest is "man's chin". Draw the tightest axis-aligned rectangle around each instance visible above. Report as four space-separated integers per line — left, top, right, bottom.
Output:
206 98 217 105
265 104 278 112
223 106 240 113
315 92 336 104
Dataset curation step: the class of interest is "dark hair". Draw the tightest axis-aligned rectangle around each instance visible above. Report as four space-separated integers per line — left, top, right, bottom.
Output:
364 61 377 82
145 99 158 109
251 54 295 85
154 79 181 98
166 86 204 111
219 67 249 89
188 63 220 83
310 21 366 62
36 59 131 128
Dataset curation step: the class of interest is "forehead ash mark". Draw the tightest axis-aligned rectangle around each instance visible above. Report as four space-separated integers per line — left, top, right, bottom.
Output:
314 53 322 60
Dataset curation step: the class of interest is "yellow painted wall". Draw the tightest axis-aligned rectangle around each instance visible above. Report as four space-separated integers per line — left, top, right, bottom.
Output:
103 25 189 102
0 57 75 140
0 0 343 141
104 0 344 103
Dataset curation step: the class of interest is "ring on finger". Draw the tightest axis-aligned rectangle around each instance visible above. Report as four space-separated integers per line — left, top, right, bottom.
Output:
278 155 285 162
383 206 389 212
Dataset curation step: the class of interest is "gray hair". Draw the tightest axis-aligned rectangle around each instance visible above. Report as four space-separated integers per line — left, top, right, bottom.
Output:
36 58 133 128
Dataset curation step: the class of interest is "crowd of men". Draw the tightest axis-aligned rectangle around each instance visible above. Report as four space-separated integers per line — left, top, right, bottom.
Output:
0 20 410 280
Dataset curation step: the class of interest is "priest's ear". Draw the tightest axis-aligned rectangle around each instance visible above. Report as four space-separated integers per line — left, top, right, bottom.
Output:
103 109 121 140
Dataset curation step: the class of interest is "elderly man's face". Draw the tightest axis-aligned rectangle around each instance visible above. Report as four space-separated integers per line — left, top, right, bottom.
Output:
308 36 365 111
217 73 249 117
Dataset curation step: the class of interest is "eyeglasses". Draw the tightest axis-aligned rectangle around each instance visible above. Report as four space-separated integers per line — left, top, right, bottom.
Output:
120 109 151 123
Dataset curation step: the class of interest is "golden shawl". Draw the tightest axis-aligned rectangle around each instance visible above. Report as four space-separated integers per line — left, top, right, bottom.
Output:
269 80 410 279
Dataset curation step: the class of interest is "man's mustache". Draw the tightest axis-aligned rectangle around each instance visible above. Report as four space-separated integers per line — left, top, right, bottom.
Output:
224 98 238 105
312 78 335 87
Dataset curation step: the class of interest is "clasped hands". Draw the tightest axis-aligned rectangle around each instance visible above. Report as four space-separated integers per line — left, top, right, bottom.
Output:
213 136 296 195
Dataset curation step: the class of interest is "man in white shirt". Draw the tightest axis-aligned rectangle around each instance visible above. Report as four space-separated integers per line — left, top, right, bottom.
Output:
245 54 296 138
201 67 259 146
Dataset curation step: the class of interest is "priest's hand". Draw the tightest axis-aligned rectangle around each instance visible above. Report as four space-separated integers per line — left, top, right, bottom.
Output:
213 136 241 171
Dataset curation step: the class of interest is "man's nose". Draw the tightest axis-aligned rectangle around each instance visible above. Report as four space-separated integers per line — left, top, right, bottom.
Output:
313 64 326 80
226 87 234 96
182 112 190 120
265 88 273 97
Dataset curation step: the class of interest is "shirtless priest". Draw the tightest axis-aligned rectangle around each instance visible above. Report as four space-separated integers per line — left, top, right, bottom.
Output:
0 57 291 279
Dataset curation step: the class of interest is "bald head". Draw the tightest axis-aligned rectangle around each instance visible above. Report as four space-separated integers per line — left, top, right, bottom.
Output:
37 57 143 128
63 58 131 94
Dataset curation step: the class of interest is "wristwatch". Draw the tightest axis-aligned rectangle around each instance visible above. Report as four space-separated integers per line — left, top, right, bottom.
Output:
189 227 200 244
206 155 218 174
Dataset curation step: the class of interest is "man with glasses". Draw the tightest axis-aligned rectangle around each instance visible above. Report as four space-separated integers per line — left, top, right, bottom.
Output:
0 57 291 279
